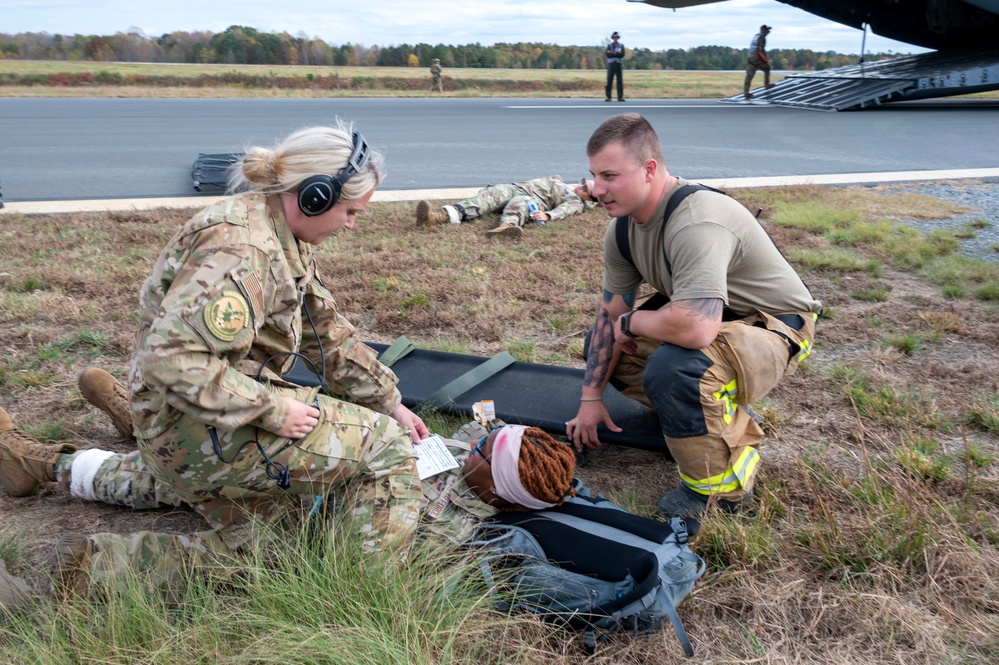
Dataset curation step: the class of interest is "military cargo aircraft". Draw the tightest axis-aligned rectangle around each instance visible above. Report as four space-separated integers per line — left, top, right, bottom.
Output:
628 0 999 109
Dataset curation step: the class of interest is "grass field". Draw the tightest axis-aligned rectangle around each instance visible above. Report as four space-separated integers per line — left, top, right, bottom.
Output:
3 60 997 100
0 183 997 663
0 60 769 98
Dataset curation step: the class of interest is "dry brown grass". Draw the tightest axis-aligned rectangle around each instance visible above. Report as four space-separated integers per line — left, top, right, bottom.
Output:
1 185 998 663
4 60 998 100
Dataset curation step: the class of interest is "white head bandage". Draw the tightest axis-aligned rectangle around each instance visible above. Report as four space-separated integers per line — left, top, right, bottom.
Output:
490 425 557 510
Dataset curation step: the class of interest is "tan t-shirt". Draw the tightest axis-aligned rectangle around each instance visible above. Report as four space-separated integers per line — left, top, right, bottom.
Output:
603 178 822 316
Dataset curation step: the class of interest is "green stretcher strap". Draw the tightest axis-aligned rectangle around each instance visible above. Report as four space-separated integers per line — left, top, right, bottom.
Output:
377 336 415 367
424 351 517 409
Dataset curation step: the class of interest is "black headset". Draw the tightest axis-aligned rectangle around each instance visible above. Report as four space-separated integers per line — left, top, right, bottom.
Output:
296 131 371 217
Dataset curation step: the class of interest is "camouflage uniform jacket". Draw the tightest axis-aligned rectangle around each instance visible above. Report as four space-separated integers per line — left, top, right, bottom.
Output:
512 175 596 223
419 438 498 544
128 193 401 440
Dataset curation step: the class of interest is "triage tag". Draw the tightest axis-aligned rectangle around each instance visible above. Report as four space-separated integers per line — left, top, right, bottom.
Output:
473 400 496 428
415 434 460 480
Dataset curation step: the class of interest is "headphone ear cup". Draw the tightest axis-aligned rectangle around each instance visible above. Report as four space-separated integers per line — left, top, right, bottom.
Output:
298 175 342 217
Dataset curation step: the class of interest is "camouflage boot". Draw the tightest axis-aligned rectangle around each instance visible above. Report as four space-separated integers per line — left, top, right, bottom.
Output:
484 222 523 239
51 533 95 598
0 408 77 497
78 368 133 439
415 201 458 226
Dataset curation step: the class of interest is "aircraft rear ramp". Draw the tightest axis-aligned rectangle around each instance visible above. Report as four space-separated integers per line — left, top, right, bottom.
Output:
720 48 999 111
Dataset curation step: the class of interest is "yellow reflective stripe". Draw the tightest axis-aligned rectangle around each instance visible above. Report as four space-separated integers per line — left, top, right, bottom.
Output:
679 446 759 495
679 469 741 495
798 338 812 361
713 378 738 425
731 446 760 487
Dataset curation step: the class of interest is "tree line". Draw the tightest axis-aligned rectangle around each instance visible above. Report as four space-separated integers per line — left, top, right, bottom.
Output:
0 25 904 71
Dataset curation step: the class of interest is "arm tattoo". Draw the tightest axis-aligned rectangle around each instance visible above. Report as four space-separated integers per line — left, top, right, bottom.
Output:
603 289 636 308
583 307 616 389
672 298 723 322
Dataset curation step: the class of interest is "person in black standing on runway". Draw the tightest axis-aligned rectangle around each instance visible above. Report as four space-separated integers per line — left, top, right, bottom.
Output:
604 31 625 102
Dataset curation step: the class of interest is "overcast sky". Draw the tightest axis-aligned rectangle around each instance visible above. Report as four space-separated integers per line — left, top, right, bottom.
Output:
5 0 927 55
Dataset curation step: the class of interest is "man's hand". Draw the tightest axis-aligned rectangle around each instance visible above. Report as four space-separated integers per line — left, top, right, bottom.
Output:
565 400 622 452
529 210 550 222
277 397 320 439
390 404 429 443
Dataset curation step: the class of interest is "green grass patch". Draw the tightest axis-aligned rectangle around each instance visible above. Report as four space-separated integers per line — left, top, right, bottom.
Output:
19 276 48 292
923 254 999 300
689 512 780 571
506 338 537 362
844 379 942 430
965 392 999 434
0 534 25 571
877 228 958 269
788 247 882 275
882 331 924 355
0 518 540 665
825 219 896 246
771 201 864 232
851 283 891 302
896 437 952 482
21 419 68 443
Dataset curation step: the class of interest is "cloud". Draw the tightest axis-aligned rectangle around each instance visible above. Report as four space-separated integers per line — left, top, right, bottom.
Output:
1 0 926 54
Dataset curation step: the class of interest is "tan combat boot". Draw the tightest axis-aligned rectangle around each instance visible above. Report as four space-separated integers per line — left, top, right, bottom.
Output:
78 368 133 439
0 408 77 497
415 200 454 226
484 222 523 239
51 533 95 599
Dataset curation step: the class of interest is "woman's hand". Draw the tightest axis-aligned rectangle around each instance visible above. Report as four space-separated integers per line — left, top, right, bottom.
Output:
276 397 320 439
390 404 429 443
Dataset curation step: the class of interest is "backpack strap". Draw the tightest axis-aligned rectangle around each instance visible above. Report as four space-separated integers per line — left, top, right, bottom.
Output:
614 214 633 267
614 183 721 277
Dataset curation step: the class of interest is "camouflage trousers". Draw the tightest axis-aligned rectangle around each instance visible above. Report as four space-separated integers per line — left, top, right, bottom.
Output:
458 184 541 228
744 54 771 93
53 384 420 591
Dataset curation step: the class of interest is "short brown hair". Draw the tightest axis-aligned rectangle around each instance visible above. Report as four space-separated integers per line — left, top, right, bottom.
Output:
586 113 664 166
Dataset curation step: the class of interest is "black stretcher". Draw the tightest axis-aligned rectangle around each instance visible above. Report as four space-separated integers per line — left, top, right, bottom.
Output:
286 337 669 453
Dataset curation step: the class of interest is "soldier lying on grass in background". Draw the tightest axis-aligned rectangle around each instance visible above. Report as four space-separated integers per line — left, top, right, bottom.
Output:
416 175 598 238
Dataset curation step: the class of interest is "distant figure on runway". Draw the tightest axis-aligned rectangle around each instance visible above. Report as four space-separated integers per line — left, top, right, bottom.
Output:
744 24 775 99
430 58 443 93
604 31 626 102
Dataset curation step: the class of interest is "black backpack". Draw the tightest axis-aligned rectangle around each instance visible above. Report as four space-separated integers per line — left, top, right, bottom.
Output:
467 481 705 655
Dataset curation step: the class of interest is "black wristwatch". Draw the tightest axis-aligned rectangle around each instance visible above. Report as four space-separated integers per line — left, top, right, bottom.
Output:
619 311 638 338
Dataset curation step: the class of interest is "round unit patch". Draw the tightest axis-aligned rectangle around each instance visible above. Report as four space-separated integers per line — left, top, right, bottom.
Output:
204 290 250 342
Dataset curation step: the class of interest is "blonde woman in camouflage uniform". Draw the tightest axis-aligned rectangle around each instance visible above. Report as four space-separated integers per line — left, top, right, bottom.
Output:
0 123 434 597
415 175 598 238
1 377 576 600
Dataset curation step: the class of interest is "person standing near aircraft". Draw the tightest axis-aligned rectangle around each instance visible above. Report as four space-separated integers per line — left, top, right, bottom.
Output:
604 31 626 102
744 24 775 98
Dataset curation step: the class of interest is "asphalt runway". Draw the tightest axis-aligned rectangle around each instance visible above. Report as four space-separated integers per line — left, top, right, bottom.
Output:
2 97 998 204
